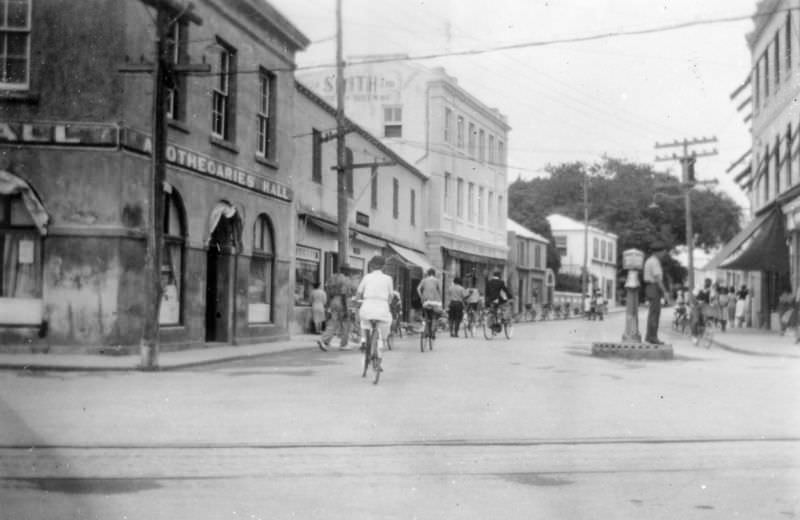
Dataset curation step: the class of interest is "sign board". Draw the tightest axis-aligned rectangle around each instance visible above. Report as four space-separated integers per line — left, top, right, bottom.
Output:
0 122 117 147
623 249 645 270
545 268 556 287
120 128 292 202
296 245 321 262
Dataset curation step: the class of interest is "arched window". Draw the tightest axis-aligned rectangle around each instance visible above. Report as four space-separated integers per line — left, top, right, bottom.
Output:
0 193 41 300
248 214 274 323
159 188 186 325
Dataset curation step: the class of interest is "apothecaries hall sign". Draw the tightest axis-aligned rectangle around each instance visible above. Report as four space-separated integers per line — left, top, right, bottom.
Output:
120 128 292 202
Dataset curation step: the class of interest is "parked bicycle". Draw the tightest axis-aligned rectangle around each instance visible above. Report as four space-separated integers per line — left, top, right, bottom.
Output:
483 300 513 340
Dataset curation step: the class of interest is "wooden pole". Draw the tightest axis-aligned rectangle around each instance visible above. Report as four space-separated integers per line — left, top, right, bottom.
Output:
335 0 349 269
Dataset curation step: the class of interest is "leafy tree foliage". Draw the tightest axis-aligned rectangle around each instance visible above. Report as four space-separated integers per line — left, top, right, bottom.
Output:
508 157 743 287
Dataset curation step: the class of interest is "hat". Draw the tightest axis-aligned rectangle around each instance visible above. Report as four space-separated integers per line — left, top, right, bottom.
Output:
650 240 667 251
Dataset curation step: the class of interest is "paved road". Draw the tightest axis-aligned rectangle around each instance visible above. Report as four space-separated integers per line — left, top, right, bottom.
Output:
1 314 798 519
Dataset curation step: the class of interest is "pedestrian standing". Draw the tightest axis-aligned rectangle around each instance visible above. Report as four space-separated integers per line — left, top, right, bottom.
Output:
727 285 737 327
595 290 606 321
716 286 729 332
447 277 467 337
317 264 355 351
643 241 668 345
735 285 749 328
309 282 327 334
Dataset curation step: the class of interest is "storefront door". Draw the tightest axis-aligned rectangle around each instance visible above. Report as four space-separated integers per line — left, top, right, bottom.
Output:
205 208 240 343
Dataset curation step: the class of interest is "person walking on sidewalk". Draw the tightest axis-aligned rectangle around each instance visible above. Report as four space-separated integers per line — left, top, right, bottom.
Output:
318 265 355 351
643 241 668 345
310 282 327 334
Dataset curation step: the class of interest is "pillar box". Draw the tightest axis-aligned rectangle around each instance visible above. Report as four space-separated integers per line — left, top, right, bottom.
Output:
622 249 644 342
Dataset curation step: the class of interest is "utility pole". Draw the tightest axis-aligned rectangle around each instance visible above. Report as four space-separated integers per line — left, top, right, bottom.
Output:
335 0 349 270
120 0 207 370
582 172 589 297
654 137 718 292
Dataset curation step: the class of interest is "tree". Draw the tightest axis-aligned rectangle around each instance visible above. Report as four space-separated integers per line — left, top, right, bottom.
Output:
508 157 742 286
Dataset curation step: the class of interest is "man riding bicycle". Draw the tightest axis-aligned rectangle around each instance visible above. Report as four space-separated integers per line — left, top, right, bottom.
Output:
416 268 442 338
355 255 394 372
485 270 513 331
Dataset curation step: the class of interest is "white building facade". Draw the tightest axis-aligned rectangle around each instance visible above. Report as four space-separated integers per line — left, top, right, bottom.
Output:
299 59 509 294
547 214 618 304
507 218 550 314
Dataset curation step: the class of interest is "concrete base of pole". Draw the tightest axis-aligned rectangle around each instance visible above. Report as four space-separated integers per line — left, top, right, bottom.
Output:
591 341 674 360
139 342 160 371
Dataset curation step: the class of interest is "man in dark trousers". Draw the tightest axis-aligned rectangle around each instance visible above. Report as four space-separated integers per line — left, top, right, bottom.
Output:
643 241 669 345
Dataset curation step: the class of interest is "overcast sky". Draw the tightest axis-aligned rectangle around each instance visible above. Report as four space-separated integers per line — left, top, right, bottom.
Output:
269 0 758 210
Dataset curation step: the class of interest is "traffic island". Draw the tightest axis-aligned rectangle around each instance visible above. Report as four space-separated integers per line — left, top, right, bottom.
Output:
591 341 674 360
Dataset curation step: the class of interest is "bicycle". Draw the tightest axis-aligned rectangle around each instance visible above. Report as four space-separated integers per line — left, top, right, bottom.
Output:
361 319 383 384
462 303 479 337
483 300 513 340
420 302 440 352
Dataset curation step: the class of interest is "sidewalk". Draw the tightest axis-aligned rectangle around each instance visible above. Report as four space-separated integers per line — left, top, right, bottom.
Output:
0 334 325 372
659 308 800 359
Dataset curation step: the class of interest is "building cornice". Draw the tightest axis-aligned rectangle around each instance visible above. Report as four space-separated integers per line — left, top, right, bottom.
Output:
431 79 512 132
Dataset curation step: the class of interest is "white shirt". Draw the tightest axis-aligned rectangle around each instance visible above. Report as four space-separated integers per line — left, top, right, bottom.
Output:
643 255 663 284
357 270 393 322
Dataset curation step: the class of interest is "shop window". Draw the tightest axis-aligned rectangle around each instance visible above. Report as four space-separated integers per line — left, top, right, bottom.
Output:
249 214 274 323
159 189 185 325
295 245 320 306
0 0 31 90
0 193 41 301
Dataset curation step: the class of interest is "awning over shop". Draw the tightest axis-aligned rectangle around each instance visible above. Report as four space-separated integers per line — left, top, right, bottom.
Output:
704 207 789 273
353 231 386 248
302 214 339 234
388 243 435 273
719 207 789 273
0 170 49 234
444 247 504 266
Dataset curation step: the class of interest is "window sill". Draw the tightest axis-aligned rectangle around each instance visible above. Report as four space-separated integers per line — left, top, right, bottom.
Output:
210 135 240 154
0 90 39 103
255 154 279 170
168 119 190 134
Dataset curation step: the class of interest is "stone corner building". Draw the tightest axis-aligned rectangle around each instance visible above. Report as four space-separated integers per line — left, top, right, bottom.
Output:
0 0 309 353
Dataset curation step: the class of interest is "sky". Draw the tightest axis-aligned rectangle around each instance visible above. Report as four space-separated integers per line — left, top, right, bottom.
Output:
268 0 759 210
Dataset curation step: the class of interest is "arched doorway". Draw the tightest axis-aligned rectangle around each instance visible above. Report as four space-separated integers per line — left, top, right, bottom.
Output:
205 202 242 343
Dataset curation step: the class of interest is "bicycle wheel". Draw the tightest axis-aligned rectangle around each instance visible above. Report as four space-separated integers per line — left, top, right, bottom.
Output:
371 327 381 385
504 319 513 339
362 329 371 377
483 313 493 340
420 319 426 352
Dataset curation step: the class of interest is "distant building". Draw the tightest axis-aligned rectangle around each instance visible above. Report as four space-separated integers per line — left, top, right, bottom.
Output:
546 214 618 303
299 59 510 295
712 0 799 329
291 81 431 332
506 219 550 313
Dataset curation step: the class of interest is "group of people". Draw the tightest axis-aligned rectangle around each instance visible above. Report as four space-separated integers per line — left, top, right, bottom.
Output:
672 279 751 344
583 290 607 321
311 259 516 373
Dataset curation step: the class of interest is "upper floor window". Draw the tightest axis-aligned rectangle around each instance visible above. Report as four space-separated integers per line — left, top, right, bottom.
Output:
443 172 451 213
488 135 495 163
754 58 761 112
383 106 402 137
555 235 567 256
468 123 476 156
165 21 187 120
467 182 475 222
786 13 792 73
498 140 505 166
410 188 416 226
0 0 31 90
212 40 236 141
787 123 794 188
478 186 484 225
456 177 464 217
773 33 780 91
763 49 770 106
534 243 542 268
600 240 607 262
444 107 452 144
457 116 465 148
257 68 276 159
517 242 525 265
775 135 781 195
478 129 486 161
498 195 504 224
370 165 378 209
392 178 399 219
488 191 494 227
311 129 322 184
593 237 599 258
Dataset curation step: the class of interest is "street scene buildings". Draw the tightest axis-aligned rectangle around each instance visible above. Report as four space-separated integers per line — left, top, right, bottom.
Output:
1 1 799 518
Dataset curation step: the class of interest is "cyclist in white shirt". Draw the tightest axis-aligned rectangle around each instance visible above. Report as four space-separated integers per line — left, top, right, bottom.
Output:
355 256 394 368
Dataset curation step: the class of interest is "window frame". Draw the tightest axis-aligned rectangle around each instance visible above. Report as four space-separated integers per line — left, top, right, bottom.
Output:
370 165 378 209
444 107 452 144
165 20 187 121
249 214 275 324
256 67 276 159
457 115 464 148
456 177 464 217
159 190 186 326
0 0 31 90
311 128 322 184
392 178 399 219
410 188 416 226
383 105 402 138
211 38 236 142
